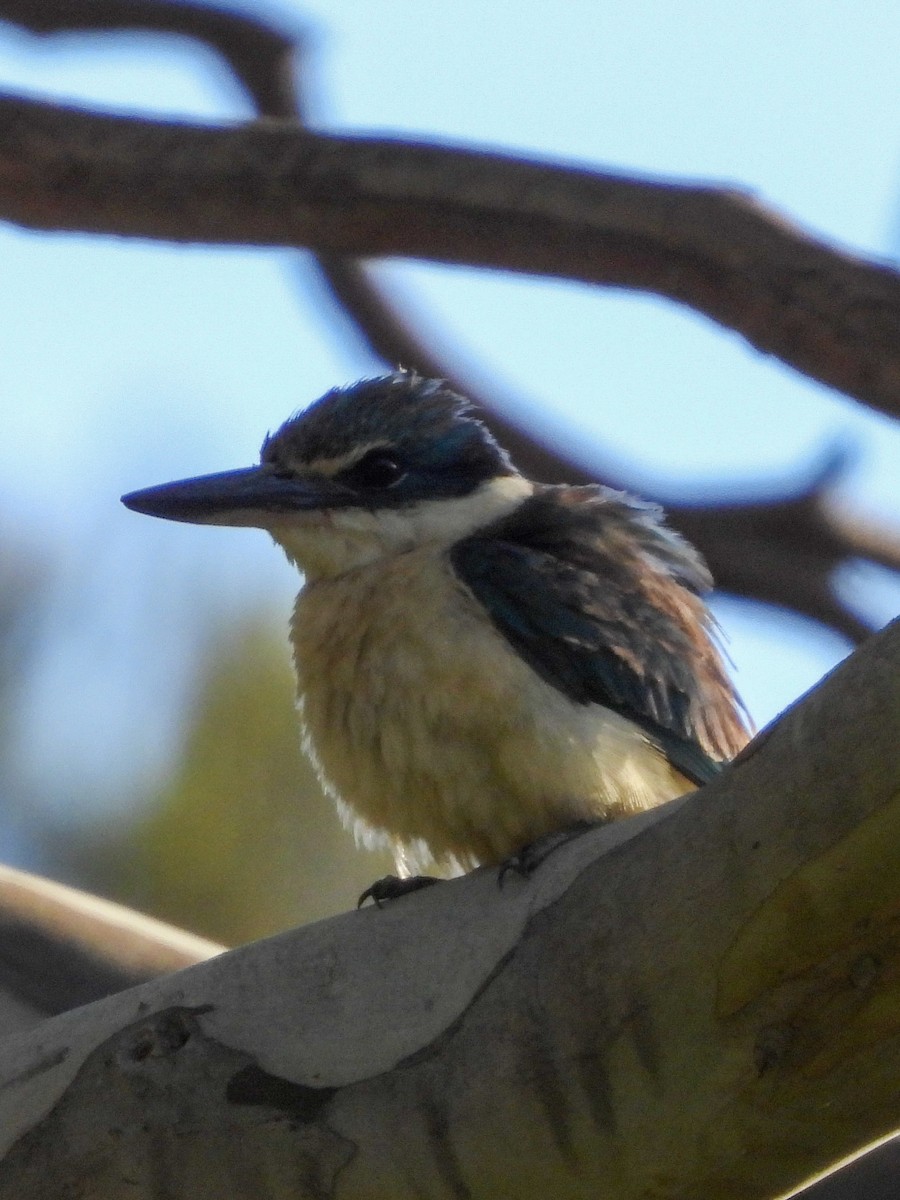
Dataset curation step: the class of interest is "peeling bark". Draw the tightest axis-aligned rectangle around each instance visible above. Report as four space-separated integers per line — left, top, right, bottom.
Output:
0 621 897 1198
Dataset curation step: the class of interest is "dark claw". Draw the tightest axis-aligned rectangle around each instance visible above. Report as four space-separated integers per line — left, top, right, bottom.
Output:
498 820 600 887
358 874 441 908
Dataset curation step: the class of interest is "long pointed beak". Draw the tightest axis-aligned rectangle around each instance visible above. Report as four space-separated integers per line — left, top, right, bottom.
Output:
121 466 344 527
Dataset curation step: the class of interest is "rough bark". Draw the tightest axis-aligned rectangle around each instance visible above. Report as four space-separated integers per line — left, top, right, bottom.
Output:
0 619 896 1199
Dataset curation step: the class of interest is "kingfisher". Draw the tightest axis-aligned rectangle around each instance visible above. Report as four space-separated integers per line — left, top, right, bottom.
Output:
122 373 749 885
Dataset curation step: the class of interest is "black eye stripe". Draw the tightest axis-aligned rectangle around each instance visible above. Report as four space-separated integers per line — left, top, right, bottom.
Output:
341 449 406 489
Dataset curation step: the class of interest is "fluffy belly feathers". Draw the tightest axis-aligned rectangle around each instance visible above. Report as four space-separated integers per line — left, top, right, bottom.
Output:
292 549 690 874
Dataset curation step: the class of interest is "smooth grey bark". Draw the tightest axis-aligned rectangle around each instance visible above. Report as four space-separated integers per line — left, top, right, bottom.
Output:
0 867 222 1035
0 620 896 1198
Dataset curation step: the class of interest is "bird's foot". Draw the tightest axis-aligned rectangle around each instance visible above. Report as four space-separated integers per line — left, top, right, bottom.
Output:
498 820 600 886
358 874 442 908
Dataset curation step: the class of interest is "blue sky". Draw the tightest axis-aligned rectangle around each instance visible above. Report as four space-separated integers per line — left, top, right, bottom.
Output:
0 1 898 836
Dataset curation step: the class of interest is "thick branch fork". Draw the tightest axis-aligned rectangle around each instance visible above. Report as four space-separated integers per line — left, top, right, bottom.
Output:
0 620 897 1198
2 93 900 421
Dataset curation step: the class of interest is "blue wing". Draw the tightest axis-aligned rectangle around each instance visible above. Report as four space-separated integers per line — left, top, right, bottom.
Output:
450 486 747 786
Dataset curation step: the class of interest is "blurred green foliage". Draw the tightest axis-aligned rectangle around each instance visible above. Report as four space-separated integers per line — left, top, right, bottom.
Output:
0 530 45 850
86 619 394 945
0 521 396 945
0 544 41 724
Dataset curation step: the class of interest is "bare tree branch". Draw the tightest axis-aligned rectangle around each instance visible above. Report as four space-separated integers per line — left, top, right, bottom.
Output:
0 0 301 117
0 865 222 1035
0 17 897 1196
0 619 899 1197
2 75 899 641
1 0 899 643
2 91 900 434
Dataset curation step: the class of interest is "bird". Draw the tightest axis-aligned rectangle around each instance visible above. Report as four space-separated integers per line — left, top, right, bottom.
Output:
122 372 750 884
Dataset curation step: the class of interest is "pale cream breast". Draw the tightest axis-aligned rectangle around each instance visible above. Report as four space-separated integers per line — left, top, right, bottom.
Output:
291 548 691 875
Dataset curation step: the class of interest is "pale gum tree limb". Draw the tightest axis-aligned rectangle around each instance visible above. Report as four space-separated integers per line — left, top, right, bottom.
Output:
0 865 223 1034
0 10 897 1194
0 618 896 1199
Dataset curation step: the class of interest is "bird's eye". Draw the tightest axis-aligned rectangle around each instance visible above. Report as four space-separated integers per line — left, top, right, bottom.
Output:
344 450 406 489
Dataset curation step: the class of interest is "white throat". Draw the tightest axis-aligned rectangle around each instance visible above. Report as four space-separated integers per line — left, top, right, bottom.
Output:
268 474 534 580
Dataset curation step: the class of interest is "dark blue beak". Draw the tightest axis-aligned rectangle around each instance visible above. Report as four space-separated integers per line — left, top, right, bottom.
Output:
122 466 346 526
